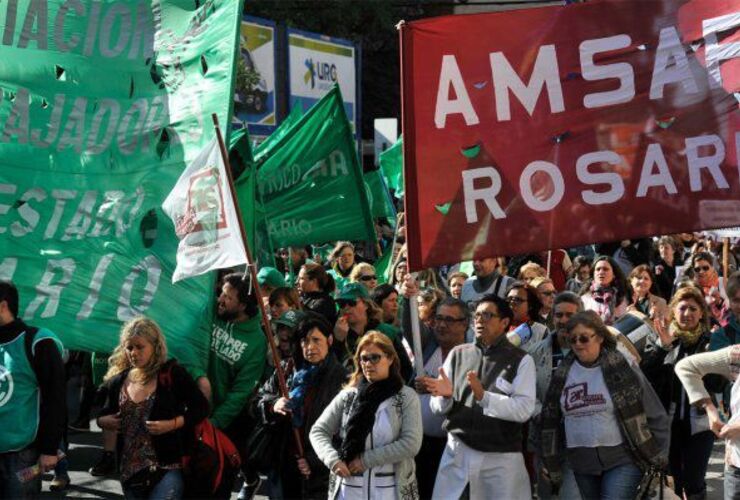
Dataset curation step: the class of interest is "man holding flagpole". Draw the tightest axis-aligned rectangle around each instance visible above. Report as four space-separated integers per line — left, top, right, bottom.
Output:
163 135 267 498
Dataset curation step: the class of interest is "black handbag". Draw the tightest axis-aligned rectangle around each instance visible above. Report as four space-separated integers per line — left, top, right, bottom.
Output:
245 419 286 474
122 466 169 497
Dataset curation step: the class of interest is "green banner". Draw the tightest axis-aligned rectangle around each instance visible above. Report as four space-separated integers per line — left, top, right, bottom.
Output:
253 85 375 248
253 103 303 164
0 0 245 373
379 136 404 197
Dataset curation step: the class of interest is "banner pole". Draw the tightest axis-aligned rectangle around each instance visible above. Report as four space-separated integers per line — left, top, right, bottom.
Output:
211 114 306 462
724 237 730 283
546 250 552 278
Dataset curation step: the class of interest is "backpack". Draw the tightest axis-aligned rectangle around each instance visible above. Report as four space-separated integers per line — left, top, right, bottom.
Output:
158 364 241 497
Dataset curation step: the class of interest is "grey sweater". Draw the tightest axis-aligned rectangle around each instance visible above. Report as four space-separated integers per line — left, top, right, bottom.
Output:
309 385 423 500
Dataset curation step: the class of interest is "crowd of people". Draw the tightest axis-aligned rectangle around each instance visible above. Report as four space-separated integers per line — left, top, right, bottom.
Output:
2 229 740 500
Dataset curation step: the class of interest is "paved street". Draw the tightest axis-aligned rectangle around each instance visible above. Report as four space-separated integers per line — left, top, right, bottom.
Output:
38 423 725 499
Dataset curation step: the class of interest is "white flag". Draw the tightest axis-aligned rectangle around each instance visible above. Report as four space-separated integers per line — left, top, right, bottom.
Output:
162 137 248 283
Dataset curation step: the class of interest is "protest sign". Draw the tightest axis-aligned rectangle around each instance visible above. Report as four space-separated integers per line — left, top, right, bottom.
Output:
0 0 244 371
400 0 739 270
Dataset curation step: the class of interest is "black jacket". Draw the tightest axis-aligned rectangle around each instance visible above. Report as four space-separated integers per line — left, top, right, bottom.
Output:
255 354 347 498
96 360 209 467
640 332 712 418
301 291 338 325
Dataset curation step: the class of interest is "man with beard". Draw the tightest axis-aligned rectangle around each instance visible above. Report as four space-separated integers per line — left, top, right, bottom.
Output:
199 272 267 499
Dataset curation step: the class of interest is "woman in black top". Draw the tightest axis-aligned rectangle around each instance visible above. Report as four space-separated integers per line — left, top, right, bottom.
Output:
96 317 208 499
298 262 337 325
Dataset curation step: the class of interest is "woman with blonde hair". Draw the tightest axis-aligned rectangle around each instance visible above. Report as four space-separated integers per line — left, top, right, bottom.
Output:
96 317 208 499
350 262 379 292
518 261 547 284
310 332 422 500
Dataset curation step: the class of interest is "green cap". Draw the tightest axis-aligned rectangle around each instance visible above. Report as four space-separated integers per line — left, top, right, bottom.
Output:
337 282 370 302
257 267 285 289
274 310 307 330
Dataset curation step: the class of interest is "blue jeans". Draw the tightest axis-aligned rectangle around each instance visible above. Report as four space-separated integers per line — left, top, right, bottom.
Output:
574 462 643 500
123 469 184 500
725 465 740 500
0 448 41 499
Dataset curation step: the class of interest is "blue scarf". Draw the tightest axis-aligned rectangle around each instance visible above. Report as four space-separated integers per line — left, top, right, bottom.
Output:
288 362 321 428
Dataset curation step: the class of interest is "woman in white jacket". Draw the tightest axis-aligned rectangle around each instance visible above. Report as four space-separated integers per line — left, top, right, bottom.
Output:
676 345 740 500
310 332 422 500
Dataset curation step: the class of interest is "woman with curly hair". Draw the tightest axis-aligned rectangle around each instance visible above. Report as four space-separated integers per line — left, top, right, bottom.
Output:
310 332 422 500
96 317 208 499
579 255 628 326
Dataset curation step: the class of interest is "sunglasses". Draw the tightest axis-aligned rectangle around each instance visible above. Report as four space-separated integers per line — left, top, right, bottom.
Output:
337 299 357 308
540 291 556 297
507 297 527 305
359 353 384 365
571 333 596 344
359 275 377 282
474 311 500 322
693 265 711 273
554 312 573 319
434 315 467 324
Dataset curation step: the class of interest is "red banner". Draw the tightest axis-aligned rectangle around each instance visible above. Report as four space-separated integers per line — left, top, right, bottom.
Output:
401 0 739 271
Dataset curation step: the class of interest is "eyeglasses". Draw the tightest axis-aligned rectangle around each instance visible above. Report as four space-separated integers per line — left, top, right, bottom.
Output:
359 275 377 282
434 315 467 324
337 299 357 308
571 334 596 344
507 297 527 305
693 265 711 273
359 353 384 365
474 311 500 322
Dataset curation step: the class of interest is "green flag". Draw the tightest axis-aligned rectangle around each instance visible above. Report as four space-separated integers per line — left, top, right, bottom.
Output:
253 85 375 248
253 104 304 163
364 169 396 220
0 0 245 373
379 136 404 197
374 246 393 284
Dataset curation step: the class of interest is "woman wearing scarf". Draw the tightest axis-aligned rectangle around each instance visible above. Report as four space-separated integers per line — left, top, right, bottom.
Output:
640 285 715 499
505 280 547 351
310 332 422 500
580 255 628 326
255 313 347 499
540 311 669 499
626 265 668 322
689 251 728 326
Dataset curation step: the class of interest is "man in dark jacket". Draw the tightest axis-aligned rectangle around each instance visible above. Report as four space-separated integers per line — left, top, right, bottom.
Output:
0 281 65 498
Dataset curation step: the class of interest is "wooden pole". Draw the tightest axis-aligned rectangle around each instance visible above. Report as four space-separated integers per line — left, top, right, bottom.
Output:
211 114 306 461
723 237 730 283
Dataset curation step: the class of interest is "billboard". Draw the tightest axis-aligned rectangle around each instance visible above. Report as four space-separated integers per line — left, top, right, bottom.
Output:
287 28 359 137
234 16 277 137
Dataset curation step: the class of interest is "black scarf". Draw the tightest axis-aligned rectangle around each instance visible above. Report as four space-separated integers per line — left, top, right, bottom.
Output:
340 376 402 462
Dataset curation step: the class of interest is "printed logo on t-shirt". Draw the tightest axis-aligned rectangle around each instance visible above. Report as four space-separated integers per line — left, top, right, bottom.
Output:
0 366 14 407
211 324 247 364
563 382 606 411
